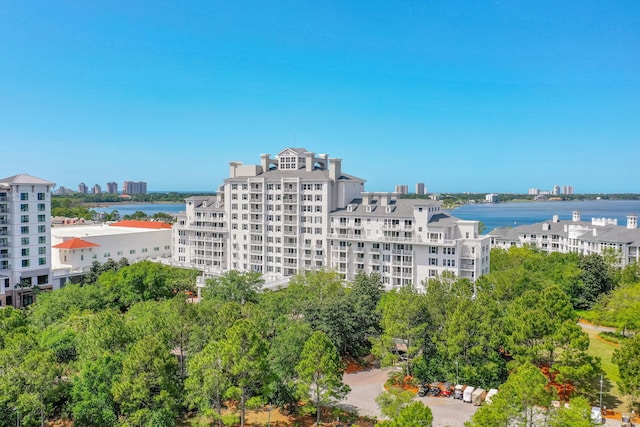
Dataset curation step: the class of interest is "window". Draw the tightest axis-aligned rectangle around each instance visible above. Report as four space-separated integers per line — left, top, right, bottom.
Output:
20 193 28 201
22 259 30 267
37 215 45 222
129 249 136 254
38 247 46 255
21 204 29 212
39 258 46 265
153 246 159 251
21 237 29 245
21 215 29 223
38 225 45 233
21 226 29 234
141 248 148 253
37 275 48 285
37 193 45 200
38 236 46 244
22 248 29 256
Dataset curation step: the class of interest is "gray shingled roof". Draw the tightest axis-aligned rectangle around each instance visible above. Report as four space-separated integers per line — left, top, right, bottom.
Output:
488 218 640 245
225 168 365 182
0 174 55 186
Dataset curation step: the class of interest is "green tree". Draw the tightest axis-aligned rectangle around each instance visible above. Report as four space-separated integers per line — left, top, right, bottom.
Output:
112 336 181 425
548 396 595 427
295 331 350 425
576 254 615 309
594 282 640 336
267 320 314 411
375 387 415 420
390 401 433 427
612 334 640 403
71 354 122 427
371 285 428 376
467 362 555 427
204 270 264 305
222 319 269 427
185 341 229 427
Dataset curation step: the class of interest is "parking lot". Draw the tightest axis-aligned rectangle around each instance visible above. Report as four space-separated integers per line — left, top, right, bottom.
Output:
341 368 479 426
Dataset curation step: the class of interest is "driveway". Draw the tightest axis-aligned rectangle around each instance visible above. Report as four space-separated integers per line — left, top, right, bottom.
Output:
341 368 479 426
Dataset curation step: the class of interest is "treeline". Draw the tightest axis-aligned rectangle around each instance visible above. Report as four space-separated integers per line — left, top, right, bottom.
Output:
53 192 213 205
2 248 639 426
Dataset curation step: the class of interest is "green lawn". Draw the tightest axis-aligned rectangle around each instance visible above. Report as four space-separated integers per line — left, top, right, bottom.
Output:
581 325 631 411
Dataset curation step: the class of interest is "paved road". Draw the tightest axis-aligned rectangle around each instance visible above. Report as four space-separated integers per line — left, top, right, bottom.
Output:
341 368 478 426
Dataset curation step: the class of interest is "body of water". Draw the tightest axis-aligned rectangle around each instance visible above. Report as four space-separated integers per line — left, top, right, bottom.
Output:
93 203 185 217
93 200 640 234
449 200 640 233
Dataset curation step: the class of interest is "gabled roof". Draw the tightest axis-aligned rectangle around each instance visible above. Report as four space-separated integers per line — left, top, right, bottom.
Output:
53 237 100 249
110 220 172 229
277 147 307 156
0 174 55 186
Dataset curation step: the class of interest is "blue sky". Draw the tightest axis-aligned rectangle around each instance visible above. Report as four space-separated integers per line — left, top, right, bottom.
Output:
1 1 639 193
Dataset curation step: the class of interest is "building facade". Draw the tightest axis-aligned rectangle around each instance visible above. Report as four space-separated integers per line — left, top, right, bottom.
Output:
0 174 55 307
107 182 118 194
51 220 172 287
172 148 490 289
122 181 147 195
78 182 88 194
488 211 640 266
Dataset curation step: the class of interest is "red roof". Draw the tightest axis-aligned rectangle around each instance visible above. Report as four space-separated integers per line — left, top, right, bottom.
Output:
53 237 100 249
110 220 172 229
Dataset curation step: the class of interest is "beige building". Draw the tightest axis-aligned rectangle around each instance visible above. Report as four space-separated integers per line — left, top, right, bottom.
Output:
173 148 489 289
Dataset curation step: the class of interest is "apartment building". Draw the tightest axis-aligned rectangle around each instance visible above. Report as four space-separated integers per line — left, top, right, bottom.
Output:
0 174 55 307
488 211 640 266
122 181 147 195
172 148 490 289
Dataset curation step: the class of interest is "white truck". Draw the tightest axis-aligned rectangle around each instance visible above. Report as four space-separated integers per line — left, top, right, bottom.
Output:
462 386 475 403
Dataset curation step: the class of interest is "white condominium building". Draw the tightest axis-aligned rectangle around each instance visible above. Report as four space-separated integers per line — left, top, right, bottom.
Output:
172 148 490 289
0 174 55 307
488 211 640 266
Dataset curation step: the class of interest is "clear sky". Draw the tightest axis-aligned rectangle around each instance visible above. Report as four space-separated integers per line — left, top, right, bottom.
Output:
1 1 639 194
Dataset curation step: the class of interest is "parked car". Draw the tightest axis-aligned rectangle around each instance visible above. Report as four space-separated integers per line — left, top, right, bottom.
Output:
621 415 634 427
441 382 453 397
428 382 441 396
417 384 428 397
453 384 465 400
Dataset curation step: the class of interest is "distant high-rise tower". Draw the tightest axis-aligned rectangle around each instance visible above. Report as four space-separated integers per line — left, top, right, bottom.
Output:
106 182 118 194
416 182 425 195
122 181 147 195
562 186 574 195
92 184 101 194
528 188 540 195
552 185 561 196
78 182 88 194
395 184 408 195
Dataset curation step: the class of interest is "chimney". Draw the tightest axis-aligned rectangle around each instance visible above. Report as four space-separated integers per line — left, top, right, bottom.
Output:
362 192 372 206
305 152 315 172
572 210 581 222
593 228 597 237
553 215 559 223
260 154 271 171
229 161 241 178
379 192 390 206
628 214 638 229
329 158 342 181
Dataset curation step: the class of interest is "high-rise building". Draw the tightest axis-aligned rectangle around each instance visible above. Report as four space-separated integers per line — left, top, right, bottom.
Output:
552 185 561 196
172 148 490 289
78 182 88 194
528 188 540 195
562 186 574 195
395 184 409 195
416 182 425 195
92 184 102 194
122 181 147 195
106 182 118 194
0 174 55 307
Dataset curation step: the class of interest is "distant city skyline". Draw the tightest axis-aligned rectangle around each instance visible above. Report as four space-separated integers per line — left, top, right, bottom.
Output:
2 2 639 193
